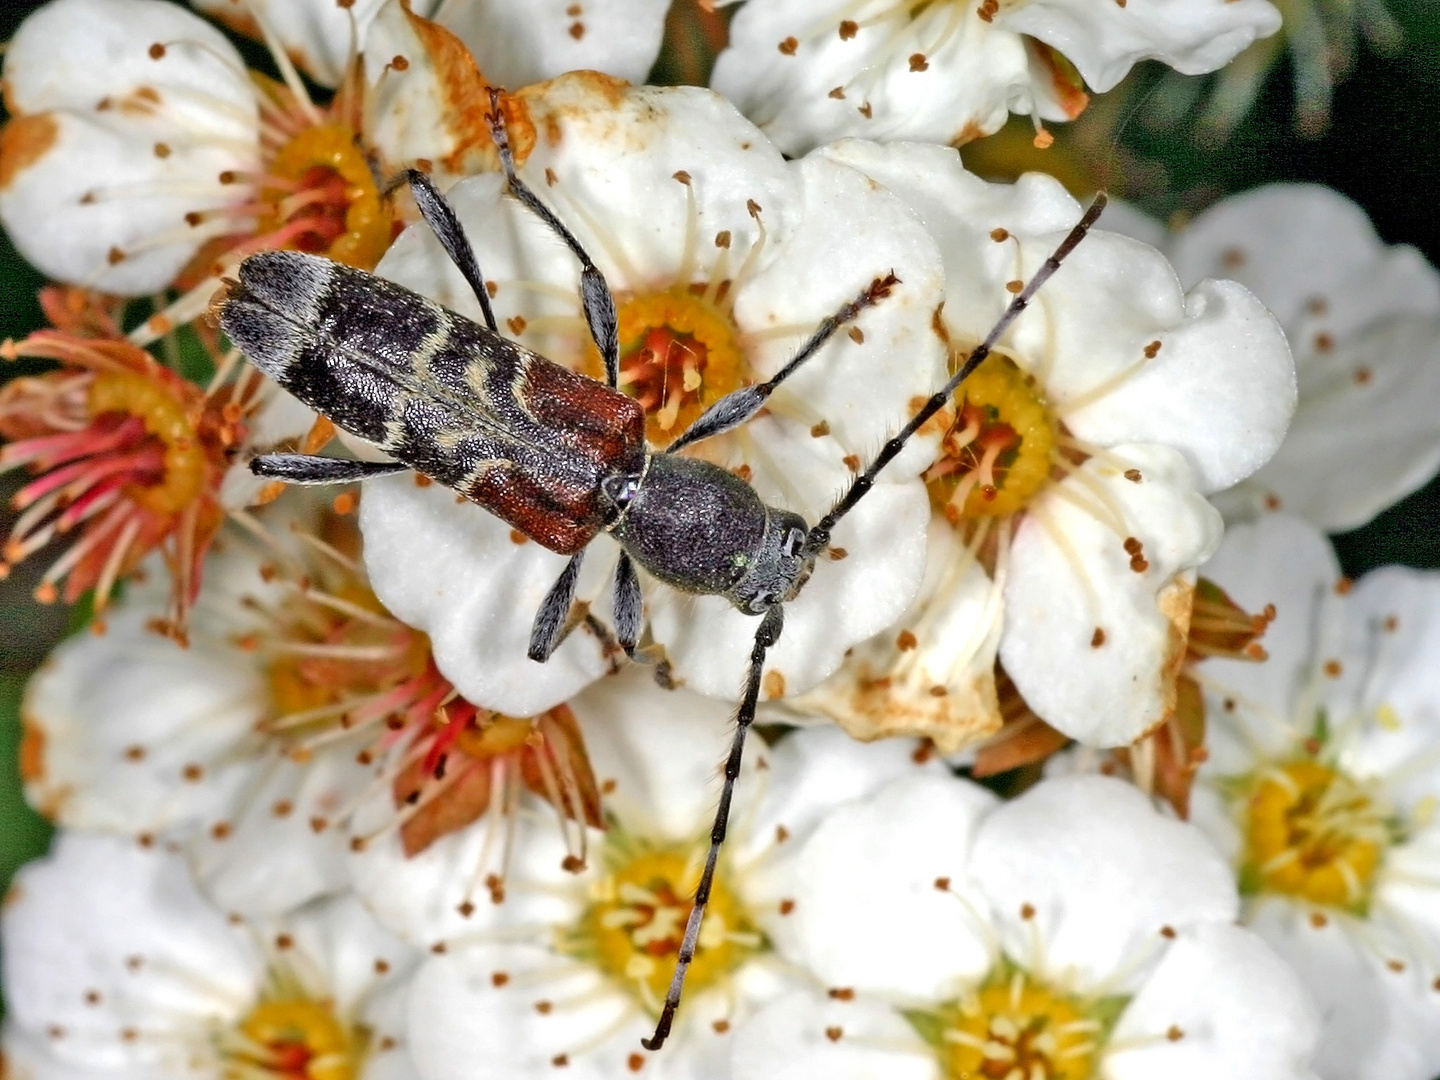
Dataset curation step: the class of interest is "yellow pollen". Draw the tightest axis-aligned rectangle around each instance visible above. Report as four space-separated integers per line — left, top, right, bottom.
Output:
236 1000 360 1080
923 354 1056 522
261 124 392 270
565 842 762 1013
453 714 536 758
605 289 747 443
911 974 1105 1080
1242 759 1392 912
86 371 205 515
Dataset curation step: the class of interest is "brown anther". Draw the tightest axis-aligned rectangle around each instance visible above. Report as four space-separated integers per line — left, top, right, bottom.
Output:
391 54 410 70
545 168 558 187
778 36 799 54
747 198 763 217
779 898 796 915
1130 555 1150 573
673 170 692 185
713 1019 731 1034
333 492 358 515
934 876 951 891
148 42 166 59
828 987 856 1001
350 837 367 852
1160 925 1176 938
535 1000 554 1015
977 0 998 20
1221 247 1246 270
568 21 585 40
106 247 126 265
626 1053 645 1072
1388 959 1407 973
458 901 476 918
857 102 873 119
486 280 499 297
825 1026 843 1042
1143 340 1162 359
1384 614 1400 632
562 855 587 873
1020 903 1036 920
912 741 936 765
552 1054 569 1067
601 778 618 795
153 142 170 159
1005 279 1024 294
1244 642 1267 660
828 86 846 99
492 971 510 987
275 933 294 950
211 821 232 840
848 326 865 344
1264 493 1282 511
909 53 929 71
509 529 528 545
810 420 831 438
120 1027 138 1042
715 230 732 249
843 453 861 473
124 745 146 762
486 873 506 904
896 629 918 651
764 670 786 698
775 824 791 843
1323 659 1343 678
826 546 848 560
310 816 329 833
989 228 1010 243
1313 332 1334 353
1303 736 1322 756
1091 627 1106 648
928 685 948 697
431 942 448 954
1309 912 1328 929
271 800 293 818
184 211 203 227
378 1037 396 1051
507 315 528 335
84 990 102 1006
1335 576 1353 594
218 170 237 184
839 19 858 38
375 958 391 974
1167 1025 1184 1041
733 463 753 483
1123 536 1143 555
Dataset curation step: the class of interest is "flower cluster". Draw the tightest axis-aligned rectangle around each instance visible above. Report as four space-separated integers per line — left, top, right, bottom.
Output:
3 1 1438 1079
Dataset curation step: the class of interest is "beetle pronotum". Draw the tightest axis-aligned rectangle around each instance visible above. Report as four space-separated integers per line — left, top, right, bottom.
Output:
219 91 1106 1050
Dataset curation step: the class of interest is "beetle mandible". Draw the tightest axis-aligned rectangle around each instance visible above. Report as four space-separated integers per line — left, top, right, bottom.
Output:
218 90 1107 1051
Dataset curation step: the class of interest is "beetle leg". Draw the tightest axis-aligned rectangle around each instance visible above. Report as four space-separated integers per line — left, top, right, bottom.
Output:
612 551 642 658
485 89 620 391
384 168 499 333
248 454 409 485
528 549 587 662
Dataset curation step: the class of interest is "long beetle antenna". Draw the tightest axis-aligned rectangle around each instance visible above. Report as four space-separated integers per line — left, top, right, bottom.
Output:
641 191 1109 1052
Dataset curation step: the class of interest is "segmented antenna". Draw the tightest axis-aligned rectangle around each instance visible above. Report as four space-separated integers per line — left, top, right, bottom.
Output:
641 191 1109 1052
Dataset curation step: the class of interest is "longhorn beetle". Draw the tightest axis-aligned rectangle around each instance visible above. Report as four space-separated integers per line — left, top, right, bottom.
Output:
219 91 1107 1051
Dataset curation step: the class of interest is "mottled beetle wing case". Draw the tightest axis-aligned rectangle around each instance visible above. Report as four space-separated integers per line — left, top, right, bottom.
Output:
222 250 647 553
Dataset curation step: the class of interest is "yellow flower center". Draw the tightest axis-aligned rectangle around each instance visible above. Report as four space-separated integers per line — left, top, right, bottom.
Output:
260 124 393 271
86 369 207 516
233 1000 362 1080
1241 759 1393 911
563 839 763 1014
452 714 537 758
600 288 747 443
923 354 1057 522
910 971 1109 1080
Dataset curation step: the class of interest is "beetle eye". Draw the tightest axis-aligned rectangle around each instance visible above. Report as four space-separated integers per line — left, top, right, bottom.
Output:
783 528 806 557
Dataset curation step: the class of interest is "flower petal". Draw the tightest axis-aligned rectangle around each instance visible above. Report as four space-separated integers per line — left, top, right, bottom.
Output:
1106 921 1319 1080
970 775 1238 994
731 989 936 1080
786 773 998 998
1000 444 1222 746
194 0 386 88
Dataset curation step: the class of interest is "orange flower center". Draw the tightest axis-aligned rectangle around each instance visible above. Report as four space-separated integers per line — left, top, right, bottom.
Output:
234 1000 362 1080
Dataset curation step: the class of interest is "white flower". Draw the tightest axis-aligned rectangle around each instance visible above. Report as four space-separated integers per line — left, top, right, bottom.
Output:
194 0 671 90
360 75 947 717
2 832 419 1080
729 772 1320 1079
384 668 943 1076
710 0 1281 156
1188 513 1440 1080
789 143 1294 750
0 0 502 332
21 491 613 918
1160 184 1440 531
